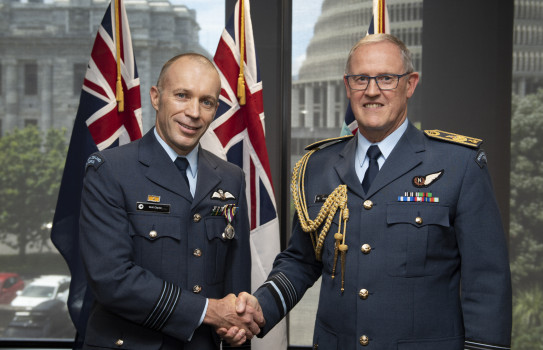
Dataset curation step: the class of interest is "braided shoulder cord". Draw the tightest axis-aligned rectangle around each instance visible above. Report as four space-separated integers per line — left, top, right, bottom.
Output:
291 149 350 292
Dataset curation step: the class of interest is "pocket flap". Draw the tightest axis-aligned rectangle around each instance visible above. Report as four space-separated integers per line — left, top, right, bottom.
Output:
205 216 238 241
128 214 181 241
387 203 450 227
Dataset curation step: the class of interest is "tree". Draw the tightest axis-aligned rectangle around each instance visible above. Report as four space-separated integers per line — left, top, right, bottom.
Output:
509 89 543 288
512 285 543 350
0 126 67 259
510 89 543 349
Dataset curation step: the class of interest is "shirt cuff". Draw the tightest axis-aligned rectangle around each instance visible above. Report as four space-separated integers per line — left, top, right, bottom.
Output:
188 298 209 342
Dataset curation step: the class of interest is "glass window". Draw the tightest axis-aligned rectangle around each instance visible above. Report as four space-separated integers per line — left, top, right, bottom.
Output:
510 1 543 349
24 63 38 96
73 63 87 96
0 0 223 342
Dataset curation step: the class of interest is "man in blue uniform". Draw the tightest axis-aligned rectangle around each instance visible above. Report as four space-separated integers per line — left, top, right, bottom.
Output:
225 34 512 349
79 53 263 349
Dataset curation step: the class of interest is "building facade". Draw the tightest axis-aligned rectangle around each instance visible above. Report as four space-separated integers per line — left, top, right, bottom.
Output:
513 0 543 96
291 0 543 158
0 0 206 136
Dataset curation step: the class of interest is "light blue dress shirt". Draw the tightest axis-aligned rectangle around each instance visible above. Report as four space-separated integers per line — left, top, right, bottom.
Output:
355 118 409 183
154 128 197 197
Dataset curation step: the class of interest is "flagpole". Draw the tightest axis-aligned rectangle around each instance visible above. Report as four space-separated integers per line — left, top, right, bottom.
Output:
237 0 246 105
115 0 124 112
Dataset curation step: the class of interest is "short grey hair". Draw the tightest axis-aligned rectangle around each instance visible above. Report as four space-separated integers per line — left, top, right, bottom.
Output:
345 33 414 74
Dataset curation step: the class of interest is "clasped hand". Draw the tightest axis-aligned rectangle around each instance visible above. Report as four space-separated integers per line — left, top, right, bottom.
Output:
204 292 264 346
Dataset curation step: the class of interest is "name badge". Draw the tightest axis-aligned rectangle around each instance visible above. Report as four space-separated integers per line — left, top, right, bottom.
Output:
137 202 170 213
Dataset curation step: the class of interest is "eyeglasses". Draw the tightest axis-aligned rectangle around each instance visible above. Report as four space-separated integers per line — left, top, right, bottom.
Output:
345 72 411 91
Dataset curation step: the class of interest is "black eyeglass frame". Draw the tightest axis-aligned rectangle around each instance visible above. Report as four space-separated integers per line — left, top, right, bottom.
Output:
344 72 411 91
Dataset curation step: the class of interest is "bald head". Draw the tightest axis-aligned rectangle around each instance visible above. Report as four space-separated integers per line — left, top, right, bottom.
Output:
156 53 221 98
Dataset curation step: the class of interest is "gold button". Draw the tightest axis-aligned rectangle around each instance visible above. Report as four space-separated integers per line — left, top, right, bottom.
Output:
361 243 372 254
193 248 202 257
363 200 373 210
359 289 369 299
149 230 157 238
313 344 318 349
115 339 124 347
193 285 202 293
193 213 202 223
359 335 369 346
415 216 423 225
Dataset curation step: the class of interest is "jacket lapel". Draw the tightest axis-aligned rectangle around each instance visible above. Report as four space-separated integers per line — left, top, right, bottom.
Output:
335 135 366 199
138 130 193 202
192 147 221 209
366 122 426 197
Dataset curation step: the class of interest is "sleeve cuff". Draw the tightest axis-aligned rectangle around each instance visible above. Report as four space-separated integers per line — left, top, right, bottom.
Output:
465 340 510 350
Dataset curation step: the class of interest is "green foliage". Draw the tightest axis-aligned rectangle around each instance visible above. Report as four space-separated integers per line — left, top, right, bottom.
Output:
0 126 67 258
512 285 543 350
509 89 543 288
510 89 543 349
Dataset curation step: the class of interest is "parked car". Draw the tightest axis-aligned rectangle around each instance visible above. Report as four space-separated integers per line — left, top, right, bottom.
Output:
4 298 75 338
10 275 70 309
0 273 25 304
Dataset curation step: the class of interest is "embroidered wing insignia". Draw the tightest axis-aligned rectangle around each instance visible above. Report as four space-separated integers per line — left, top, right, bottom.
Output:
413 170 444 188
211 189 236 201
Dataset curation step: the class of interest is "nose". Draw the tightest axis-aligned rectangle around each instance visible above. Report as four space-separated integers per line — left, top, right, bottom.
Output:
365 78 381 97
185 98 200 119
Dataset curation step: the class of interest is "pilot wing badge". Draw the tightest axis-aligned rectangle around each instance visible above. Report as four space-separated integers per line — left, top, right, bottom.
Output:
211 189 236 201
413 170 444 188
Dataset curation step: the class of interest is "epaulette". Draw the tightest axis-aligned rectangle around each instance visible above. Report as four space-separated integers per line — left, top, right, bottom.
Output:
85 153 105 171
305 135 354 151
424 130 482 148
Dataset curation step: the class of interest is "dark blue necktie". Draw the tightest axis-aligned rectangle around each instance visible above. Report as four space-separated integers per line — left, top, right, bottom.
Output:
174 157 191 195
362 145 381 193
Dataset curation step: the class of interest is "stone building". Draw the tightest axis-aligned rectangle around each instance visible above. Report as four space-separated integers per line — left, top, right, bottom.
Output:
513 0 543 96
291 0 543 157
0 0 206 136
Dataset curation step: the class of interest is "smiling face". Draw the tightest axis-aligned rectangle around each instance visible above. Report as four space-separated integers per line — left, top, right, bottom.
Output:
344 40 419 143
150 55 221 156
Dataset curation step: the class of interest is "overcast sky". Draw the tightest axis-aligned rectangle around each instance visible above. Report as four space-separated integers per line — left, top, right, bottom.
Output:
177 0 324 76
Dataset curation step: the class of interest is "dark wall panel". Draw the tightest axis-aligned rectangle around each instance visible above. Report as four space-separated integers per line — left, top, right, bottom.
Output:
421 0 514 232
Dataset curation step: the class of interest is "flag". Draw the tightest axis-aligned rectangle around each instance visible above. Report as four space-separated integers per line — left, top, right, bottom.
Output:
51 0 142 345
200 0 286 348
341 0 390 136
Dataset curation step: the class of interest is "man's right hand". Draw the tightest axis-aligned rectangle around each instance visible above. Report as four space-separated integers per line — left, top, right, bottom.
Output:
215 292 265 346
204 293 265 345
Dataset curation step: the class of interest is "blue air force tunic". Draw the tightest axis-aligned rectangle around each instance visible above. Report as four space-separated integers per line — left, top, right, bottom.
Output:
254 122 512 350
79 130 251 349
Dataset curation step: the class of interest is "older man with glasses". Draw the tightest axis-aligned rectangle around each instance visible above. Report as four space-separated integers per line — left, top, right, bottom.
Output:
222 33 512 350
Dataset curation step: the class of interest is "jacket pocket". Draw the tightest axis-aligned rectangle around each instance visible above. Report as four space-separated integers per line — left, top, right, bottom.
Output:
386 203 450 277
205 216 238 285
397 334 464 349
312 320 339 350
128 214 181 277
84 306 162 349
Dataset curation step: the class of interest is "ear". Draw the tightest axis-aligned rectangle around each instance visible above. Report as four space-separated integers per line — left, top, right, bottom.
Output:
150 86 160 111
406 72 419 99
343 75 352 99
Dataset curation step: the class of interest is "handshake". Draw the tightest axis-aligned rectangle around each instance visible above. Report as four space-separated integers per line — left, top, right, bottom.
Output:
203 292 265 346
